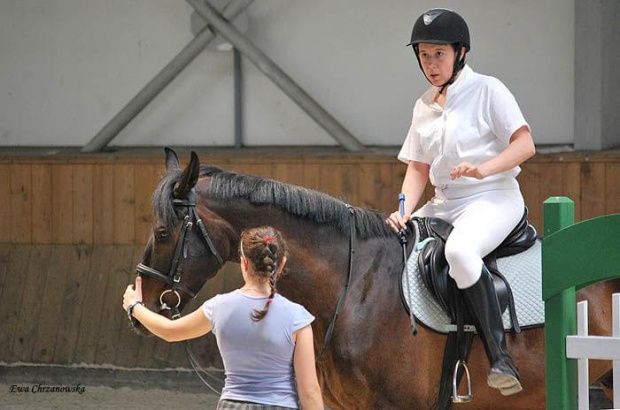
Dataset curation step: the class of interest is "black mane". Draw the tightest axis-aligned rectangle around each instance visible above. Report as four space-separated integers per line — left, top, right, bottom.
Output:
153 165 393 239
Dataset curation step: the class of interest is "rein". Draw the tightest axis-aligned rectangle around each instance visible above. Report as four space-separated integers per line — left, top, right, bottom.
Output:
316 205 356 361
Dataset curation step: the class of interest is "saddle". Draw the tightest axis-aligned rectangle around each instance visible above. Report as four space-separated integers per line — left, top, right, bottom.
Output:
413 208 537 329
410 208 537 409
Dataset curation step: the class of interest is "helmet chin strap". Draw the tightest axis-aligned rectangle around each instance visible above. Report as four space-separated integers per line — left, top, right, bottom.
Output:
414 44 466 95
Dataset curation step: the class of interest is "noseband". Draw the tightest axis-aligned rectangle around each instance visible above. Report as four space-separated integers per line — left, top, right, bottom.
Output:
136 188 224 317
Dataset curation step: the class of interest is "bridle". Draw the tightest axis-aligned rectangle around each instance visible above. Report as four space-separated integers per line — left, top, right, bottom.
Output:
136 187 224 318
133 186 226 395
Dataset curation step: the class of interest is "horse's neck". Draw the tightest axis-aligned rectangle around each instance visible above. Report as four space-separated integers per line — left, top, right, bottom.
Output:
214 201 404 314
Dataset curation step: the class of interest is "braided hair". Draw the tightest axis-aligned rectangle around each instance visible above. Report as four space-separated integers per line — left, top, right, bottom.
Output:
239 227 288 322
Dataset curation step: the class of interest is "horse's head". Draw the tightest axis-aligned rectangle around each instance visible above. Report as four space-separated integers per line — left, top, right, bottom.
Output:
131 148 237 332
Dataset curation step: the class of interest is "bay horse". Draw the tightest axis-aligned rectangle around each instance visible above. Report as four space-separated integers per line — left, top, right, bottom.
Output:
131 148 617 409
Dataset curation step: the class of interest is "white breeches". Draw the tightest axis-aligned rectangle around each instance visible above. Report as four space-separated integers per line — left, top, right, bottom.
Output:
413 186 524 289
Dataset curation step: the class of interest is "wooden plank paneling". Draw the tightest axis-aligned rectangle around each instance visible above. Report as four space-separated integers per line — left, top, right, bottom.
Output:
53 245 93 364
580 162 606 220
303 163 322 192
31 245 71 363
0 165 11 242
358 163 380 211
114 245 147 368
167 341 189 367
0 153 618 246
1 152 620 371
10 164 32 243
134 321 166 368
0 245 13 324
114 165 135 244
73 245 113 364
519 163 542 232
563 163 582 221
93 165 114 244
0 245 31 362
273 163 304 186
11 245 51 362
150 331 175 368
134 165 157 244
247 164 273 179
378 163 395 215
321 164 344 200
51 165 74 244
31 164 53 244
95 245 134 364
73 165 94 244
539 163 565 200
605 163 620 215
341 165 359 206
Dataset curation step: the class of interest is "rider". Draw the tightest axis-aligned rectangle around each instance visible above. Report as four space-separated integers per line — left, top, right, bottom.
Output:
386 9 535 396
123 226 324 409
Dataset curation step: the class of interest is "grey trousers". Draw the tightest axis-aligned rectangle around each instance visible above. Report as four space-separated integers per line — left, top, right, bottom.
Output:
217 399 296 410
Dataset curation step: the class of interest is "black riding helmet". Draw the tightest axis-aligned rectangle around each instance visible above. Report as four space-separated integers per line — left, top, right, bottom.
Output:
407 9 470 94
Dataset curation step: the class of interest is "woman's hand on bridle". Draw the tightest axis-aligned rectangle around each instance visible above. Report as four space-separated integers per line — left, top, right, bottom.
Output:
386 211 410 233
123 276 143 310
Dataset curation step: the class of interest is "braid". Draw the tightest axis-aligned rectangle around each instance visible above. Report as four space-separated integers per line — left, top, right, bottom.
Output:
243 227 287 322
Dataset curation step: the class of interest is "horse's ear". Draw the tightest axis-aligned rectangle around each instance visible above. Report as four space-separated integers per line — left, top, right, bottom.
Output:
164 147 180 172
174 151 201 198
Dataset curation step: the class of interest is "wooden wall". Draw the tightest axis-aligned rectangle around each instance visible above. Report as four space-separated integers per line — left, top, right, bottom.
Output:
2 150 620 245
1 150 619 368
0 242 239 369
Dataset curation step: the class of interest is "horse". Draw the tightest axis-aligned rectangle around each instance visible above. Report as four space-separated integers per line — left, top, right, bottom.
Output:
129 148 618 409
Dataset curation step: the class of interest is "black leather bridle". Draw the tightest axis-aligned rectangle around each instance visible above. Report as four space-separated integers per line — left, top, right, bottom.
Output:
136 188 224 317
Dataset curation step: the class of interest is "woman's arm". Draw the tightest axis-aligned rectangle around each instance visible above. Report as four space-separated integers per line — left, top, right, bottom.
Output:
123 277 212 343
293 325 324 410
450 126 535 180
386 161 430 232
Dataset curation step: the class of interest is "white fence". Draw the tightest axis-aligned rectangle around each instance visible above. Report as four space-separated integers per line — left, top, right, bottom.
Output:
566 293 620 409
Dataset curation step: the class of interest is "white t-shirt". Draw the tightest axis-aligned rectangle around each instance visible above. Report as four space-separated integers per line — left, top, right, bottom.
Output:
398 65 529 192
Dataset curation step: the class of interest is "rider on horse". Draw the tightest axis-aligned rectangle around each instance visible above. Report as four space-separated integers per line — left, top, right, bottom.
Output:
386 8 536 396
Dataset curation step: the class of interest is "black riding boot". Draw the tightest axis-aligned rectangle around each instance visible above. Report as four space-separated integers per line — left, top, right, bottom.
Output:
462 267 522 396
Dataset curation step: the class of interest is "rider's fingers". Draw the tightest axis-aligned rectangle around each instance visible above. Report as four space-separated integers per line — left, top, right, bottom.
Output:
392 212 408 231
386 214 401 232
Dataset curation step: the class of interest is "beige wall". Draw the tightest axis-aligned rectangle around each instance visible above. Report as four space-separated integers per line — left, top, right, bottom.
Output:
0 0 574 147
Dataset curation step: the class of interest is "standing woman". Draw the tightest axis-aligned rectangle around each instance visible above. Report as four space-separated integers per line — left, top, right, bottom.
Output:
386 9 536 396
123 226 324 410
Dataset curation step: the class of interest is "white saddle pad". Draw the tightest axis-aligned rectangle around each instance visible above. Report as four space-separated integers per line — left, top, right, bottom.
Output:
401 240 544 333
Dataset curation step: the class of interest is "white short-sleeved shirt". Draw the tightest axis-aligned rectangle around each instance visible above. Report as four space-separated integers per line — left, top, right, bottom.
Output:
398 65 529 193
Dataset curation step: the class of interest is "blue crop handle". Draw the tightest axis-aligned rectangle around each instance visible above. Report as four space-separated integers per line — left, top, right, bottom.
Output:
398 193 405 217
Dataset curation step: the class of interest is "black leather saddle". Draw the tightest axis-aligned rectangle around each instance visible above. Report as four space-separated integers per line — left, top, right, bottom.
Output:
412 207 538 332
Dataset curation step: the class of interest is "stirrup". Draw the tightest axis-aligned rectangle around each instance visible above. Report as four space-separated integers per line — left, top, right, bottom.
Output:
452 360 473 403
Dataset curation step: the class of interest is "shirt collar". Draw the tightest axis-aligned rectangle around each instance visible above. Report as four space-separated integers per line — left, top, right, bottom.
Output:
420 64 473 106
447 64 472 96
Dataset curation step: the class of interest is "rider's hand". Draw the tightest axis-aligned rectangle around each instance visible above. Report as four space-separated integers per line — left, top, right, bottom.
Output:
450 162 486 180
386 211 410 233
123 276 143 310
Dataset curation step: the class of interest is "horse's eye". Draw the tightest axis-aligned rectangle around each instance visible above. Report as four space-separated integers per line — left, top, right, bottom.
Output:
155 229 169 242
